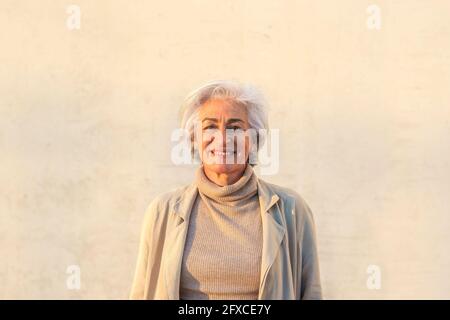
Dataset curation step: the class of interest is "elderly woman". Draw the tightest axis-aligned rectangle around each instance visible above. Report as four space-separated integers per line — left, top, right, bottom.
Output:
129 80 322 300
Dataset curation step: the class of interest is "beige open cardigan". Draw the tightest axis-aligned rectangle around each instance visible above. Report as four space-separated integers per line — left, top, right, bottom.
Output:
129 176 323 300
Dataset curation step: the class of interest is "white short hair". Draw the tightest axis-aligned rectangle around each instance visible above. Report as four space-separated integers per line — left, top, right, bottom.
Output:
179 80 269 156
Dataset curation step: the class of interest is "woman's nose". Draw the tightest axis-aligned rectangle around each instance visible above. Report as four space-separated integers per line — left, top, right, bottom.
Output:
222 129 233 145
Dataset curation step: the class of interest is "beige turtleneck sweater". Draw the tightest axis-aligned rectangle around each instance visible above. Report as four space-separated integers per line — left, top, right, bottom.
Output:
179 165 263 300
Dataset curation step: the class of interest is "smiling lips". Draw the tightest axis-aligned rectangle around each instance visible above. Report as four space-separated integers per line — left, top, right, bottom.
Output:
210 150 237 157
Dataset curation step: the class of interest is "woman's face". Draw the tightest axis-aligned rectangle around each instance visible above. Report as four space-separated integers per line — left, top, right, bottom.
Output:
197 98 252 175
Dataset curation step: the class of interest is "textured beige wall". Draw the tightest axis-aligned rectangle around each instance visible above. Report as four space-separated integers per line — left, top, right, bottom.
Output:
1 0 449 299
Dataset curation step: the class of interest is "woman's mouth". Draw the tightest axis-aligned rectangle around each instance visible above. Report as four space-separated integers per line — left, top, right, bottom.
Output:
210 150 236 157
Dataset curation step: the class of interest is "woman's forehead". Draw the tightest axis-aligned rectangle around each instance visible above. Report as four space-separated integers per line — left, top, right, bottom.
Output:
199 99 248 120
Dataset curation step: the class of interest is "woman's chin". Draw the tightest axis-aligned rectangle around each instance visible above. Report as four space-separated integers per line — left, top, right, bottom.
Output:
205 163 244 174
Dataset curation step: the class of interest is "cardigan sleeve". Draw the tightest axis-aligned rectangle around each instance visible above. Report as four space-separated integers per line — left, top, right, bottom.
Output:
297 196 323 300
129 200 157 299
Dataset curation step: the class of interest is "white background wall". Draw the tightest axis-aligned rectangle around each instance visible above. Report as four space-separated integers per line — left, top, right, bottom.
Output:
1 0 449 299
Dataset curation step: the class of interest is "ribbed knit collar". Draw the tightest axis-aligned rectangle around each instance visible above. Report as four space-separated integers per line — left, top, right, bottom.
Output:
195 165 258 203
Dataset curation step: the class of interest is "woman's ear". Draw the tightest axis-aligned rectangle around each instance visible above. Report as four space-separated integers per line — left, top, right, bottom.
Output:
247 132 259 166
191 133 201 164
256 132 260 150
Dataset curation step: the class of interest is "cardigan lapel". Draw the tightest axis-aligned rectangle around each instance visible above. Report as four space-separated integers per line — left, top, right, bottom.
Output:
163 182 198 300
256 179 285 299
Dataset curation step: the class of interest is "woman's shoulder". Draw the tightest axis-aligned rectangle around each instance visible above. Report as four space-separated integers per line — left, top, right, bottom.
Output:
152 184 191 205
144 184 193 215
144 185 191 223
257 178 315 222
258 178 309 206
